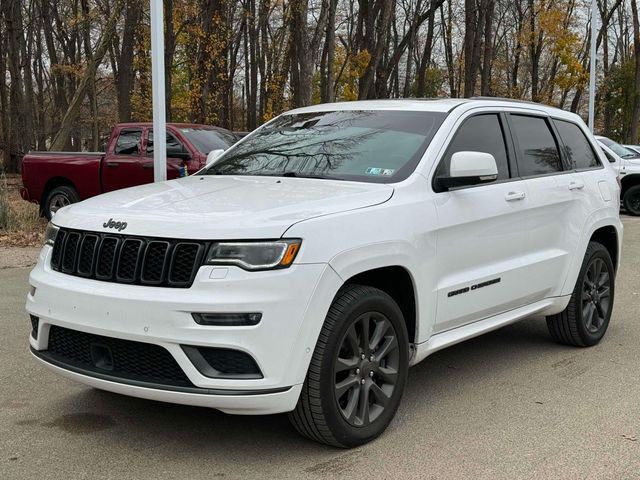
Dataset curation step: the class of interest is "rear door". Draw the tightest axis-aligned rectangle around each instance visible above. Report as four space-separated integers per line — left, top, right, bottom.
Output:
101 128 145 192
507 113 582 299
433 112 534 333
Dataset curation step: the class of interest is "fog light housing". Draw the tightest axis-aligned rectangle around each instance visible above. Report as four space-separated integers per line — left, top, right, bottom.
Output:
192 312 262 326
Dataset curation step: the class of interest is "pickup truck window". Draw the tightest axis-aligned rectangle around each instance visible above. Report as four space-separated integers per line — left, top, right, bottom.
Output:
115 129 142 155
146 130 183 156
510 115 562 177
202 110 446 183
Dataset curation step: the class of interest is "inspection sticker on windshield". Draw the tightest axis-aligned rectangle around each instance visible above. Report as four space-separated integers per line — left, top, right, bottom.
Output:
366 167 395 176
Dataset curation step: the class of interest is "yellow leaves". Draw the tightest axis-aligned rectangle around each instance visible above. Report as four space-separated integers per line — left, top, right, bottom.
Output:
333 46 371 102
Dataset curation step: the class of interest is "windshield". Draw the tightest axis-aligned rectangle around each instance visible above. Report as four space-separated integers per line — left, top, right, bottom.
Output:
179 127 237 153
598 137 640 159
202 110 446 183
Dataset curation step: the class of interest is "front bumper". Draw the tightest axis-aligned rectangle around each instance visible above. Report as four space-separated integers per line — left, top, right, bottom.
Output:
26 246 342 414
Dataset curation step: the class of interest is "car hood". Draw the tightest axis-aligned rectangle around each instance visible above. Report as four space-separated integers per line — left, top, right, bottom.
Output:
53 175 394 239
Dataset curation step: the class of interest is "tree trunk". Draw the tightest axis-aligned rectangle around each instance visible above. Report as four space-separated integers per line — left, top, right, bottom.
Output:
480 0 495 96
116 0 141 123
51 0 125 151
629 0 640 142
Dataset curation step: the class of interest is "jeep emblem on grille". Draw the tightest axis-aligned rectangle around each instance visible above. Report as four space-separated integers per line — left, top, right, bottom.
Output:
103 218 128 231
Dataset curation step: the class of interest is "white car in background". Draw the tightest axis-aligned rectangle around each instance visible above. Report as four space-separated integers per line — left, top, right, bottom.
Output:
624 145 640 155
596 135 640 216
28 99 622 447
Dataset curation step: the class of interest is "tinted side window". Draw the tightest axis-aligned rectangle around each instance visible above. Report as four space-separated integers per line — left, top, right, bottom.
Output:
115 129 142 155
510 115 562 176
436 114 510 181
554 120 601 170
146 130 183 156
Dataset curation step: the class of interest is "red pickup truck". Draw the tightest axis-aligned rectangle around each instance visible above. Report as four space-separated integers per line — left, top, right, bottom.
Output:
21 123 239 219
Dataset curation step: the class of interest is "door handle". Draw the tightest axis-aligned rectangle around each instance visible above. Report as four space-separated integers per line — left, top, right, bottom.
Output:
568 180 585 190
106 162 119 168
143 163 154 169
505 191 526 202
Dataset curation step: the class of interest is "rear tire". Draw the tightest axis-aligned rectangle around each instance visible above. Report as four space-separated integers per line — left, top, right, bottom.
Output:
289 284 409 448
623 184 640 216
546 242 614 347
44 186 79 220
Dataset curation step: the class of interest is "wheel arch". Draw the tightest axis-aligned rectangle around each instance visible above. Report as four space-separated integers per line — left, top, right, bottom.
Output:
41 177 77 213
590 225 619 272
342 266 418 344
620 173 640 198
561 216 623 296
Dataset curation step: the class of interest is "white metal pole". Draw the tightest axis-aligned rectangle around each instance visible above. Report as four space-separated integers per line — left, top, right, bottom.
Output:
588 0 598 132
150 0 167 182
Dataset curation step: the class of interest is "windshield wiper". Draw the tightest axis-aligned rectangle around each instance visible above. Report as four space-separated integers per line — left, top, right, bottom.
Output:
281 171 344 180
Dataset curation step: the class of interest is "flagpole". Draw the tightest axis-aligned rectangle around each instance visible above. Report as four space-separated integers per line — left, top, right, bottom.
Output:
150 0 167 182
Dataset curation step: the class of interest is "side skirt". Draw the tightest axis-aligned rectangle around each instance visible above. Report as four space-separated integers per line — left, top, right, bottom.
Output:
410 295 571 366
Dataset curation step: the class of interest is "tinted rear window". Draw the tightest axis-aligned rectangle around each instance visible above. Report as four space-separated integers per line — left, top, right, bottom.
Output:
555 120 600 170
510 115 562 176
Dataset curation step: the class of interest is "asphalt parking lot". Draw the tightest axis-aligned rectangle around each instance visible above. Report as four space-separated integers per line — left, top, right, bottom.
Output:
1 216 639 480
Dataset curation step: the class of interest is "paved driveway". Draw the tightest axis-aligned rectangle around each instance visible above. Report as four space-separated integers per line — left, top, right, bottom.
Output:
1 217 639 479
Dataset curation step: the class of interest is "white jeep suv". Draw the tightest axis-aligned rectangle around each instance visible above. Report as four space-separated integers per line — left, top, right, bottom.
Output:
595 135 640 215
27 99 622 447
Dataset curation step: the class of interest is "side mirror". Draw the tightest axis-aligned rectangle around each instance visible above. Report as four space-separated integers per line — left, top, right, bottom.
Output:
206 149 225 165
437 151 499 190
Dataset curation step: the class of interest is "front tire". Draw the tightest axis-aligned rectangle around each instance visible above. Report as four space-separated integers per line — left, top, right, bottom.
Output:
546 242 615 347
44 185 79 220
289 285 409 448
623 184 640 216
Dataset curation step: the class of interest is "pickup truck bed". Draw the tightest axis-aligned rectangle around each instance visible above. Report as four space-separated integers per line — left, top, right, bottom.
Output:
21 123 238 218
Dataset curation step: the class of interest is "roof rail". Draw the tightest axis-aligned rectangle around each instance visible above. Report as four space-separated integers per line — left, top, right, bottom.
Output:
470 96 548 107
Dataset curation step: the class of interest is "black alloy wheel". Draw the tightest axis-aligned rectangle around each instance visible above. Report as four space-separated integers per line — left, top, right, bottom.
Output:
334 312 400 427
289 284 409 448
581 257 612 334
547 242 615 347
624 185 640 216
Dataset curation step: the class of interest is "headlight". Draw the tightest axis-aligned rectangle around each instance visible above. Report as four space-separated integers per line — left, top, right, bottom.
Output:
44 222 60 246
205 239 301 271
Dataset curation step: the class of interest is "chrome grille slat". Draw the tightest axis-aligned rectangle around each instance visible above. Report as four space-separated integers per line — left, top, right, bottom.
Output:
51 229 205 288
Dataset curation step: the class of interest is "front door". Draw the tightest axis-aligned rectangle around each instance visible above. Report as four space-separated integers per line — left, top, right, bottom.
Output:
433 112 534 333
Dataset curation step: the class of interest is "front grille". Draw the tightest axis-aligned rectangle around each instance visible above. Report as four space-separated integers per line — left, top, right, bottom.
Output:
51 228 206 288
46 325 194 388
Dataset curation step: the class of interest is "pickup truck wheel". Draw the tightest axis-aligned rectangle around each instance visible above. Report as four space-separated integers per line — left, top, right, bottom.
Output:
288 284 409 448
546 242 614 347
623 184 640 216
44 186 79 220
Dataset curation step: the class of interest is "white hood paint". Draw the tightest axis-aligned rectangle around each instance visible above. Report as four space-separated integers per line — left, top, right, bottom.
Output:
54 175 394 239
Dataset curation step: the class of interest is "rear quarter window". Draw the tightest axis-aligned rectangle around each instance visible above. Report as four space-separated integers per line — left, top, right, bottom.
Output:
554 120 601 170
